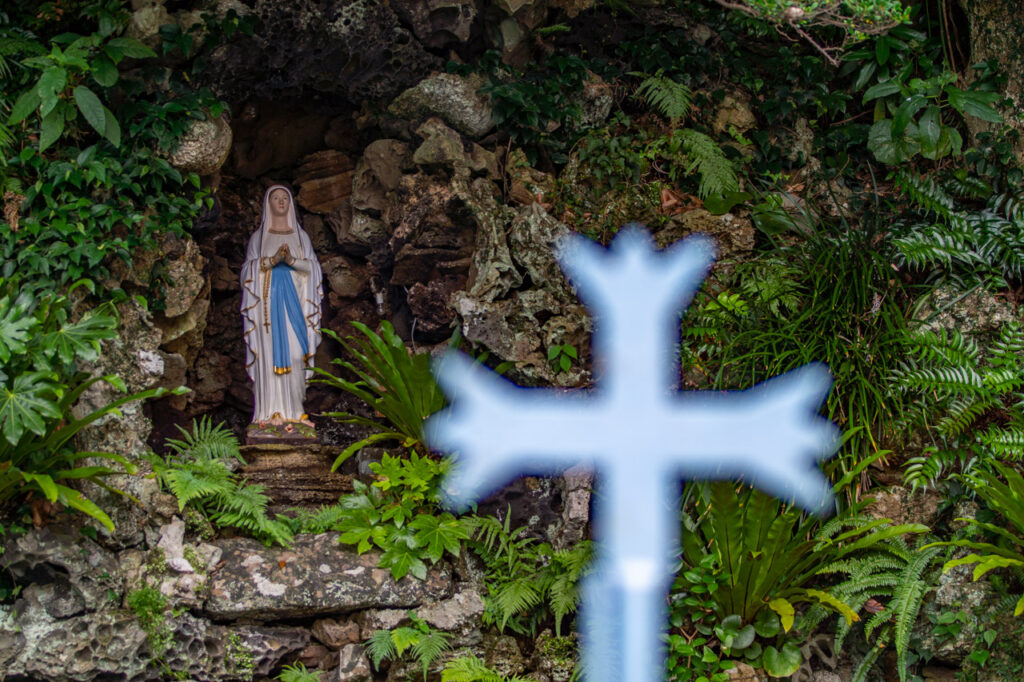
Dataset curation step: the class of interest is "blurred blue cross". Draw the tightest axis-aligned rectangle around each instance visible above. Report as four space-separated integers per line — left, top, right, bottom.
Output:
425 225 839 682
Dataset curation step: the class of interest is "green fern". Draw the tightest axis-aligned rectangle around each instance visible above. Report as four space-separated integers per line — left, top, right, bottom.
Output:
893 169 1024 288
469 511 592 636
673 129 739 198
365 613 452 681
147 417 293 547
441 656 533 682
891 322 1024 489
634 70 693 121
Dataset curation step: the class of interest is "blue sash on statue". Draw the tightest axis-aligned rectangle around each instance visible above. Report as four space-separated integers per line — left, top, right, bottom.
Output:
271 264 309 373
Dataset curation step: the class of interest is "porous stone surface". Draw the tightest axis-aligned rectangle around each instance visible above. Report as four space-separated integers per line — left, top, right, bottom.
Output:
391 0 477 48
0 595 151 681
202 0 440 105
168 114 233 176
2 525 123 617
388 72 495 137
206 533 453 619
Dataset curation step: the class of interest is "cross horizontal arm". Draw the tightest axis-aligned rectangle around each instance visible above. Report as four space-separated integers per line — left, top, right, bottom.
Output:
426 353 838 514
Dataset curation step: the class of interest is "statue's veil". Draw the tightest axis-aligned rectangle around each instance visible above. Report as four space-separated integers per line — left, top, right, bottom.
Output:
257 184 304 259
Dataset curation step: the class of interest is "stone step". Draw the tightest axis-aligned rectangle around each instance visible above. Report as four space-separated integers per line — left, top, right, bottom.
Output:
239 444 354 513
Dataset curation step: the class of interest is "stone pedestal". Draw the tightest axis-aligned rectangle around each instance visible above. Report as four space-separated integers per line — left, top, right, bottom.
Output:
239 444 354 513
246 421 318 445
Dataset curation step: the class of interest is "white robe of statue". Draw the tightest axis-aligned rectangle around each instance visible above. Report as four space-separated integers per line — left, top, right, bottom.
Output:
240 185 323 425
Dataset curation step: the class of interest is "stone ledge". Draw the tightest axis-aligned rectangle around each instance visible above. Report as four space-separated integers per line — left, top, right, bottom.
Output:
206 532 453 620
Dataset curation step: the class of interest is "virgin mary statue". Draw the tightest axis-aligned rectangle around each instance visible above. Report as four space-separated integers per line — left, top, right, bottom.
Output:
240 185 323 427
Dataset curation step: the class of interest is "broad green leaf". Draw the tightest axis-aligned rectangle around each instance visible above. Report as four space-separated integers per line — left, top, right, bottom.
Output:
0 371 62 444
101 105 120 147
704 190 752 215
768 597 794 632
863 81 901 103
24 472 59 501
37 66 67 117
763 642 802 678
39 108 65 152
105 37 156 59
56 483 114 531
917 106 941 157
867 118 920 165
73 86 106 136
1015 595 1024 617
892 94 926 138
411 513 468 563
8 88 41 125
91 55 119 87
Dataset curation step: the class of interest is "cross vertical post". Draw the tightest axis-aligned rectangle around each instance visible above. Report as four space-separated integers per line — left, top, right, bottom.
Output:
425 226 839 682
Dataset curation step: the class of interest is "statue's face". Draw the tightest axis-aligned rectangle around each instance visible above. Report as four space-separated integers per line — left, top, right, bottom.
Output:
269 189 290 217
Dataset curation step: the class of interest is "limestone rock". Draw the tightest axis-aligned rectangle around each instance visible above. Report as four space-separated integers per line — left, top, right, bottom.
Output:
532 630 577 682
417 586 485 636
654 209 755 260
326 643 373 682
127 2 171 46
916 285 1018 336
508 203 574 302
162 612 310 681
237 444 355 513
203 0 440 105
323 255 370 299
864 487 942 529
391 0 477 48
206 533 453 619
296 150 356 214
359 608 409 638
351 140 412 214
312 618 362 649
413 117 467 168
2 593 151 681
726 661 764 681
388 72 495 137
168 115 232 176
713 94 757 135
2 525 122 617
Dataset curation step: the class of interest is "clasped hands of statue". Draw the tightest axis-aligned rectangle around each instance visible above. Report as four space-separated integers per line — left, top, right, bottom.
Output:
273 244 296 267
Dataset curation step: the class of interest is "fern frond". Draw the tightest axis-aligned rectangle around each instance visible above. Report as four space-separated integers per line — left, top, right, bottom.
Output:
366 630 396 669
635 71 692 120
412 630 452 679
674 129 738 198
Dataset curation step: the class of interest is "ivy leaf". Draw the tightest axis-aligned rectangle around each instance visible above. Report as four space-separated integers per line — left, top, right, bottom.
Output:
73 86 106 137
0 371 62 445
39 108 65 152
762 642 802 678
